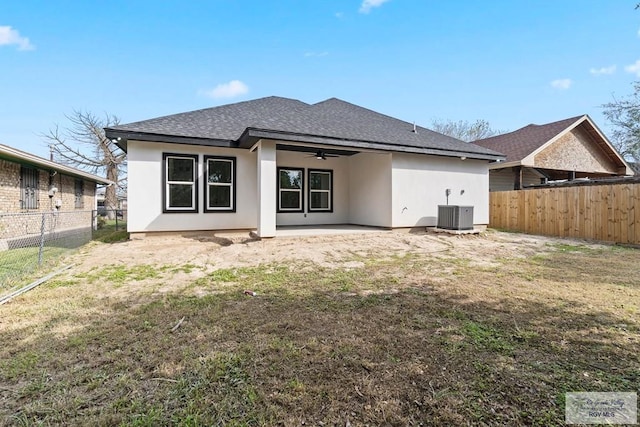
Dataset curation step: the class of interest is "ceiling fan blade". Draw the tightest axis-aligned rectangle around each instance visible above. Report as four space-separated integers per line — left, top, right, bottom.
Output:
303 150 340 159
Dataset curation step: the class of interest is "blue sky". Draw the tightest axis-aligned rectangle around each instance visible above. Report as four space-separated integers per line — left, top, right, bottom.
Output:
1 0 639 159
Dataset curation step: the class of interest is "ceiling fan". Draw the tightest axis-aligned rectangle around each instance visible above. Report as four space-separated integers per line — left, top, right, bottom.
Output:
307 150 339 160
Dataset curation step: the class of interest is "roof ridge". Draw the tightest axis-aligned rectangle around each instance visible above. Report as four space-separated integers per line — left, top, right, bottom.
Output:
474 114 586 144
472 114 592 163
528 114 585 128
312 97 420 129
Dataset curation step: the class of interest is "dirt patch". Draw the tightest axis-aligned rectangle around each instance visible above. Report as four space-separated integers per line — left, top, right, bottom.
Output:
72 229 566 273
58 229 609 304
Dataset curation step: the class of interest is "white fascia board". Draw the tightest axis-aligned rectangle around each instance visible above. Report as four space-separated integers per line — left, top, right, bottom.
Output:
488 160 521 170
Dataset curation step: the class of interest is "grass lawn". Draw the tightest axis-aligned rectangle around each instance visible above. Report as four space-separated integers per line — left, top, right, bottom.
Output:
93 219 128 243
0 234 638 426
0 221 128 292
0 246 68 291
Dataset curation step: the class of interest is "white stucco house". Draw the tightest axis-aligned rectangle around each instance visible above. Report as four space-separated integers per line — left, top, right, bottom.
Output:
105 96 504 238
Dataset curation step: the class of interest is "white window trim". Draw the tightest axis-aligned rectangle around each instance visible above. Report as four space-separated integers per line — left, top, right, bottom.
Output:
279 188 303 211
205 157 235 212
308 170 332 212
165 154 197 212
278 167 304 212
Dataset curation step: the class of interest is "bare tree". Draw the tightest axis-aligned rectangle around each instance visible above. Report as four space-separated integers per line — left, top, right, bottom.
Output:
42 111 126 216
430 118 504 142
602 81 640 163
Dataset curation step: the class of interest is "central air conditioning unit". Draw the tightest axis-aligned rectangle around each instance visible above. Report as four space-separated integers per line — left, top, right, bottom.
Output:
437 205 474 230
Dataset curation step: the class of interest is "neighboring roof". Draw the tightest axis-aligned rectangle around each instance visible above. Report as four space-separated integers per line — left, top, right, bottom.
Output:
473 114 634 175
0 143 114 185
106 96 504 161
473 115 583 163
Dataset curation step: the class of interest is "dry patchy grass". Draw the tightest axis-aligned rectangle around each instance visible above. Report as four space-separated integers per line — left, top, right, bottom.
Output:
0 233 638 426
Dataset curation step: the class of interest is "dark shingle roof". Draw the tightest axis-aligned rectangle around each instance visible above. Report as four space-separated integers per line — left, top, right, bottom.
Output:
473 115 584 163
106 96 503 159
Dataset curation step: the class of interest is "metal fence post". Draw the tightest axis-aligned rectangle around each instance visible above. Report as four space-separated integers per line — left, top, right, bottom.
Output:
37 212 46 266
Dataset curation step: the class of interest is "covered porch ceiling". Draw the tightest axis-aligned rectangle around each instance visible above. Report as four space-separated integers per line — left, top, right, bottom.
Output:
275 143 359 157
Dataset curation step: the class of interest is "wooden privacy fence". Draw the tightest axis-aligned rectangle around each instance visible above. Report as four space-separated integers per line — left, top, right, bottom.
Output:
489 182 640 244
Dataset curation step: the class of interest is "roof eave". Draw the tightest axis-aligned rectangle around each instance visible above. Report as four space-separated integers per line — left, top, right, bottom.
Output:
239 128 505 161
488 160 522 170
104 128 236 152
580 115 636 175
0 144 113 185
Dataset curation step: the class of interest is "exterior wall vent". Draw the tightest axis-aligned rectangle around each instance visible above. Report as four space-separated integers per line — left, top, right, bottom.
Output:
437 205 474 230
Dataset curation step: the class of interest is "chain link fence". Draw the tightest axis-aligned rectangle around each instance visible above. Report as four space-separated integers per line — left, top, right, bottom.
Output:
0 210 95 289
93 208 127 233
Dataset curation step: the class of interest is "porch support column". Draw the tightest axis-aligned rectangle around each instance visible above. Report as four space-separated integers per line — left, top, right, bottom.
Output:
257 140 277 238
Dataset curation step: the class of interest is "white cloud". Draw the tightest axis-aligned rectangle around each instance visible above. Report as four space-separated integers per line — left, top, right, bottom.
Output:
624 60 640 77
359 0 390 14
335 12 344 18
550 78 572 90
304 51 329 57
0 26 35 51
637 28 640 37
201 80 249 99
589 65 616 75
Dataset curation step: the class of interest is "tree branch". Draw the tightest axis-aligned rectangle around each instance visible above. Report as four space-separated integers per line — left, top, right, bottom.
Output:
40 110 127 215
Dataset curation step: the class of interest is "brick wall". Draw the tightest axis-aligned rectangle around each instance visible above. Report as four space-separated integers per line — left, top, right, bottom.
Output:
0 157 98 214
51 173 97 211
0 159 21 212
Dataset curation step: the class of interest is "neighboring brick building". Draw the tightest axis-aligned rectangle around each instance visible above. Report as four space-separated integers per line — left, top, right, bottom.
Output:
474 115 635 191
0 144 113 249
0 143 112 213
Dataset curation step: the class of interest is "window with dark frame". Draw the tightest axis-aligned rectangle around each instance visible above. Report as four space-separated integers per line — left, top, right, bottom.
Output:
278 167 304 212
20 166 39 210
205 156 236 212
74 179 84 209
163 153 198 213
308 169 333 212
